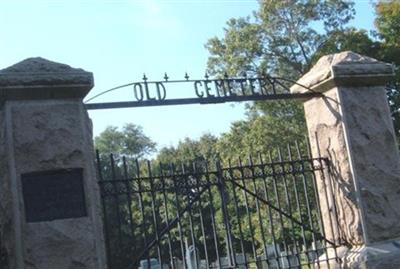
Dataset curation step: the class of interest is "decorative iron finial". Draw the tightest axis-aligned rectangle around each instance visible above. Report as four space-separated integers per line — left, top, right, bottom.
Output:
184 72 189 81
164 73 169 82
142 73 148 81
204 72 209 80
224 72 229 79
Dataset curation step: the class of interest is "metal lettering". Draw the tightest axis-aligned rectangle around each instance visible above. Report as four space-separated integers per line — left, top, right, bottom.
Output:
134 83 144 101
156 82 166 100
214 80 227 97
236 79 246 95
144 81 156 101
248 79 259 95
84 76 319 110
226 79 237 96
204 80 214 97
194 81 204 98
258 78 269 95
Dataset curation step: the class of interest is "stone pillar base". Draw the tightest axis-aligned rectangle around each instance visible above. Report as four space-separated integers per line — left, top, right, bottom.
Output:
291 51 400 269
315 241 400 269
0 57 106 268
340 240 400 269
313 247 347 269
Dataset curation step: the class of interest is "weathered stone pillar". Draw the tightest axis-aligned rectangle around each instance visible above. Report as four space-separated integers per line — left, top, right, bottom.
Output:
0 58 106 268
291 51 400 268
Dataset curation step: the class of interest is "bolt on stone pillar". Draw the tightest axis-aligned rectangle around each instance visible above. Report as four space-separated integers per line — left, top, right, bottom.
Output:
291 51 400 268
0 58 106 269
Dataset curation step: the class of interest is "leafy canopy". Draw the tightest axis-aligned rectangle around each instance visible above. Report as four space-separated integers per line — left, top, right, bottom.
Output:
156 134 219 164
94 2 400 261
95 123 156 159
206 0 355 78
96 0 400 161
312 1 400 137
204 0 356 158
375 0 400 47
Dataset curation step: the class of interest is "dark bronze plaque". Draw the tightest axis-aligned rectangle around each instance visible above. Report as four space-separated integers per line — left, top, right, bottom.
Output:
22 168 87 223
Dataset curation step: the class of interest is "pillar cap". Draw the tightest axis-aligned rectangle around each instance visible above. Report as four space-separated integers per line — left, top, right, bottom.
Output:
291 51 395 94
0 57 94 101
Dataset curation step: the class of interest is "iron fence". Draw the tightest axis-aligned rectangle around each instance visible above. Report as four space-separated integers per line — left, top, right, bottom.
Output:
96 143 342 269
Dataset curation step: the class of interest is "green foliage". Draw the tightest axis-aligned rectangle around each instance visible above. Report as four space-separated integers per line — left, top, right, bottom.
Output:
95 123 156 158
216 101 306 161
204 0 356 160
314 26 400 138
101 150 324 268
205 0 400 144
375 1 400 139
307 1 400 138
97 1 400 265
94 123 156 182
375 0 400 47
312 27 381 62
156 134 219 165
205 0 354 78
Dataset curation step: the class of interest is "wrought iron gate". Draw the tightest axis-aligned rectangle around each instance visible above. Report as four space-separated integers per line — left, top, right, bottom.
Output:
97 142 342 269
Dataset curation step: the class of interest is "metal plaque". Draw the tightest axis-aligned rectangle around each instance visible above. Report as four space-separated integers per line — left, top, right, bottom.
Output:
22 168 87 223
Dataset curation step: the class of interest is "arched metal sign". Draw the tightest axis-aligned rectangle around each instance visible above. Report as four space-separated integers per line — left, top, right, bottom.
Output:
84 74 319 110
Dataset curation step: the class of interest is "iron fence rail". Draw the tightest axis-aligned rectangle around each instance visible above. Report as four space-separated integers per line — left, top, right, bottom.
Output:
97 145 342 269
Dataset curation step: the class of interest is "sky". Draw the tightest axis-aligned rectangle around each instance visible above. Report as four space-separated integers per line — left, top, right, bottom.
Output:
0 0 376 151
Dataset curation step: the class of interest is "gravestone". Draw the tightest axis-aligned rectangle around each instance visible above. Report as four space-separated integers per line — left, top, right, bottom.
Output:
0 58 106 268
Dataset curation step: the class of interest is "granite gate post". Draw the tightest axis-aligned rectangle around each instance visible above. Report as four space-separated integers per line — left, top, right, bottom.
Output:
291 51 400 268
0 58 106 268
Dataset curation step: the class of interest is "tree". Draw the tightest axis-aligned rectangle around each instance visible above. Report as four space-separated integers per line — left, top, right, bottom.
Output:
206 0 355 79
95 123 156 159
374 0 400 139
156 134 219 165
94 123 156 183
205 0 400 145
98 2 400 264
375 0 400 47
311 1 400 138
202 0 400 254
94 124 157 268
205 0 355 159
312 27 381 62
216 104 307 161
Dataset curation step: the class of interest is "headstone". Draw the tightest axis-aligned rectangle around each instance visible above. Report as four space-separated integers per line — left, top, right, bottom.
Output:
185 245 199 269
138 258 169 269
266 243 281 258
172 257 184 269
257 244 282 269
214 253 247 269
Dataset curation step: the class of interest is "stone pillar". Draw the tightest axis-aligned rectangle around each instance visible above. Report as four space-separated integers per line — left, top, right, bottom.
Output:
291 51 400 268
0 58 106 268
